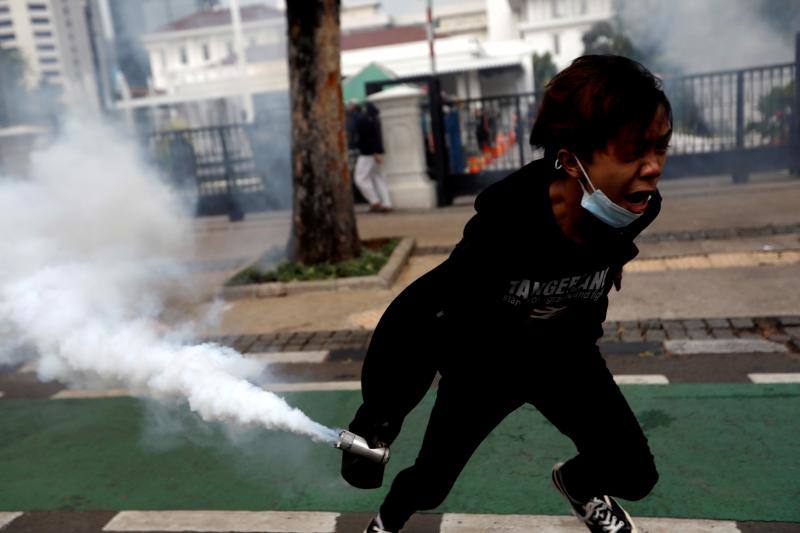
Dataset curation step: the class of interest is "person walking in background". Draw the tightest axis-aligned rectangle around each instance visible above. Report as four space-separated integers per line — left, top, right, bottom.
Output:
354 102 393 213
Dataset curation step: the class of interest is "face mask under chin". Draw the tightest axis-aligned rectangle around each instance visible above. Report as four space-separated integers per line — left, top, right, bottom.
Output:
558 156 644 229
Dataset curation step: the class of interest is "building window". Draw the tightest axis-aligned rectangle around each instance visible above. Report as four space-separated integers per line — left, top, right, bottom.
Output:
202 42 210 61
36 43 55 51
226 40 234 57
34 30 51 37
0 5 9 13
0 33 14 41
30 17 50 24
28 3 47 10
39 56 58 64
552 32 560 55
179 46 188 65
580 0 588 14
0 20 11 27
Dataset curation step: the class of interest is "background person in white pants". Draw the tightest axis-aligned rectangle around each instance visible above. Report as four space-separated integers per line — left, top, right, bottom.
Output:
354 103 393 213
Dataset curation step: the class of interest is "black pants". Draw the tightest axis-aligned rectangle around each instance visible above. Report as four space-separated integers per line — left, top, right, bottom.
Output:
347 267 658 530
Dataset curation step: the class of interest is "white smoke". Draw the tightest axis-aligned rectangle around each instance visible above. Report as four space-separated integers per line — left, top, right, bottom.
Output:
618 0 798 73
0 114 337 444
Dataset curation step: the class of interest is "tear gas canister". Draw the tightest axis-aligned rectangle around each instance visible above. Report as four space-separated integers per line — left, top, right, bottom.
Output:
334 430 390 464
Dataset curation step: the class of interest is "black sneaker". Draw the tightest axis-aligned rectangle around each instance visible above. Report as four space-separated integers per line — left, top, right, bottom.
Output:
552 463 639 533
363 515 395 533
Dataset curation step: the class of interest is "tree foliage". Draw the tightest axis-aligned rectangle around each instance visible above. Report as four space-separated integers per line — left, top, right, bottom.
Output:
746 82 794 145
533 52 557 93
582 20 642 61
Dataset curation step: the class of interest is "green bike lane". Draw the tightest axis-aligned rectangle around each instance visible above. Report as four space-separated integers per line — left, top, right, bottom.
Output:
0 384 798 524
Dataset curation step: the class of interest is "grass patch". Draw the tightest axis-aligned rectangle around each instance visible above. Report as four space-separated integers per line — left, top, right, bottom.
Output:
226 238 400 285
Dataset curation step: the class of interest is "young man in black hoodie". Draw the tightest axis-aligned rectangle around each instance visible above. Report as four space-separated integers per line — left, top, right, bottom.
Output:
343 55 672 533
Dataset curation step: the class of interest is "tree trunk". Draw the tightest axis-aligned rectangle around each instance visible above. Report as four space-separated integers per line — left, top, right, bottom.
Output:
286 0 361 264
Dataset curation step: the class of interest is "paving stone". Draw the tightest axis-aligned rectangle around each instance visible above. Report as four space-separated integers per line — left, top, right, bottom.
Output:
292 331 314 341
620 331 643 342
778 316 800 327
705 318 731 328
736 331 763 340
730 317 756 329
688 330 712 340
682 319 706 330
710 328 737 339
640 319 662 330
644 330 666 342
332 330 352 339
783 327 800 339
283 343 307 351
767 334 792 343
618 320 639 331
665 329 689 340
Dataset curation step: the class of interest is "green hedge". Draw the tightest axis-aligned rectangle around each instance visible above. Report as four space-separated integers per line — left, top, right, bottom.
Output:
226 238 400 285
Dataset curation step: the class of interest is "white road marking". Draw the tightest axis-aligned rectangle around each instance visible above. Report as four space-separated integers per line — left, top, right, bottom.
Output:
51 388 139 399
664 339 788 354
50 381 362 399
440 513 740 533
748 372 800 384
265 381 361 392
613 374 670 385
247 351 330 364
103 510 339 532
0 512 22 529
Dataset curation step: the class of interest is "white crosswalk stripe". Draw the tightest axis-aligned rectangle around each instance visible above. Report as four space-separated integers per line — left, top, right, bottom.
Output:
103 510 339 532
439 513 741 532
247 351 330 364
265 381 361 392
0 512 22 529
613 374 669 385
664 339 788 354
748 372 800 383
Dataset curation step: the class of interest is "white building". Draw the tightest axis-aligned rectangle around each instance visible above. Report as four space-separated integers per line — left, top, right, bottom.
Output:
0 0 100 107
119 0 613 126
489 0 612 68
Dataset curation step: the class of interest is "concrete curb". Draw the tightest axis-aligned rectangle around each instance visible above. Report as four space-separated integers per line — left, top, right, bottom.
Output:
220 237 415 301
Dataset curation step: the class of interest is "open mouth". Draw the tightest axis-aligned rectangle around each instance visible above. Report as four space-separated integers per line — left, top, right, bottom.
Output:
623 190 653 212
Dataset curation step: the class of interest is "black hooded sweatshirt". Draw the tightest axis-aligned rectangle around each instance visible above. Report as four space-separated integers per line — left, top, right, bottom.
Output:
431 157 661 348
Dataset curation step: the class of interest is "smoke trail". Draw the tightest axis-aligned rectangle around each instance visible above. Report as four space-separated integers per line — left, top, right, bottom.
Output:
617 0 797 73
0 114 338 444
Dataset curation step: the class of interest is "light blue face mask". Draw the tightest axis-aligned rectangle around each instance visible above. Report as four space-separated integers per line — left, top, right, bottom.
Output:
555 156 645 229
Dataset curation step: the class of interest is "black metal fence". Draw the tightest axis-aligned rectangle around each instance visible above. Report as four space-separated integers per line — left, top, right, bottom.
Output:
148 123 290 218
426 59 798 202
662 62 796 180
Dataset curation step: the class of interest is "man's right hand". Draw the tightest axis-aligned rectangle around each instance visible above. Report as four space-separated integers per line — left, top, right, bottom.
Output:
374 154 383 165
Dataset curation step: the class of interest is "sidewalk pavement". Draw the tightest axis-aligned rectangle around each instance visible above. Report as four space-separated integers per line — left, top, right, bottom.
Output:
181 172 800 336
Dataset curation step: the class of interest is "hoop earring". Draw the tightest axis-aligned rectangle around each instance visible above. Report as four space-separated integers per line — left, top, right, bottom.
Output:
554 159 563 170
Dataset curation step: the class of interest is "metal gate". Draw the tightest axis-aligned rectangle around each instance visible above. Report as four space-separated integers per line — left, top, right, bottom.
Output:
417 36 799 205
149 124 271 219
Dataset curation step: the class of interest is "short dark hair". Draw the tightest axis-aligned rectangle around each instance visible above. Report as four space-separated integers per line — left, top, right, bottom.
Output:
529 55 672 162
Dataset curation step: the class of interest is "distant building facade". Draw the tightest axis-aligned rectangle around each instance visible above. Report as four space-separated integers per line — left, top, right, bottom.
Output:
0 0 100 107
